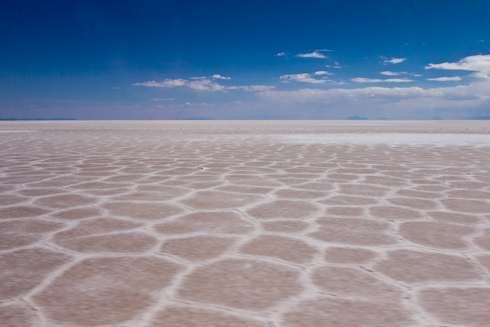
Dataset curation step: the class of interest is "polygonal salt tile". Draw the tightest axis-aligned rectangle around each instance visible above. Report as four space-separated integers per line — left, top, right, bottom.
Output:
338 184 390 197
0 194 26 206
215 185 274 194
49 207 102 220
103 201 183 220
418 287 490 327
18 188 65 197
160 236 236 261
181 191 264 209
319 195 379 206
374 249 481 284
0 206 50 219
387 197 438 210
362 175 407 187
225 175 281 187
33 256 182 326
240 235 317 263
476 254 490 273
446 190 490 199
0 302 37 327
281 297 416 327
326 206 364 216
34 194 97 209
177 259 302 310
0 220 64 250
324 247 378 264
0 248 72 300
55 232 157 253
114 186 188 201
55 218 142 240
274 189 327 200
149 306 266 327
395 189 442 199
247 200 319 220
441 198 490 214
449 181 488 189
309 217 396 246
369 206 422 220
311 266 403 301
261 220 309 233
292 182 334 191
427 211 480 224
154 211 254 235
473 229 490 251
70 181 130 190
399 221 475 249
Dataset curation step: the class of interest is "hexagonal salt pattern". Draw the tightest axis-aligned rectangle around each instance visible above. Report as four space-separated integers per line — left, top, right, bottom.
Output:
1 120 490 327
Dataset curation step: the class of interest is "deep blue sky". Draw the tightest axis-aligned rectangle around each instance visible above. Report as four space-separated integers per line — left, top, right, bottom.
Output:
1 0 490 119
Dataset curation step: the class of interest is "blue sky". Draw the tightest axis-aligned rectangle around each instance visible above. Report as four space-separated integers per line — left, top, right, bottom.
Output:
1 0 490 119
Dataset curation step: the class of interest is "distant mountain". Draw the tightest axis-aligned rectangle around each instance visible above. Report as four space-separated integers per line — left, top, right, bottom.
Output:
346 115 368 120
467 116 490 120
0 118 77 121
177 118 215 120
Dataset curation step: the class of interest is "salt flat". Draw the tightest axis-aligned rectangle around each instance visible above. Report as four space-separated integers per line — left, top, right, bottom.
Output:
1 120 490 327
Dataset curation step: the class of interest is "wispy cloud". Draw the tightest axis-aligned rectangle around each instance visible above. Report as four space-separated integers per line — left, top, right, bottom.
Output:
425 54 490 78
134 78 272 92
296 51 327 59
380 71 404 76
227 85 275 91
351 77 413 83
190 74 231 80
314 71 333 76
382 57 407 64
276 52 286 56
381 71 421 77
210 74 230 80
255 77 490 119
325 63 342 69
134 79 188 87
280 73 327 83
427 76 462 82
134 79 225 91
151 98 175 101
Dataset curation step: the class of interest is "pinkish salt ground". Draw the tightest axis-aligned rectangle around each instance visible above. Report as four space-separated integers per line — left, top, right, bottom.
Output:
1 120 490 327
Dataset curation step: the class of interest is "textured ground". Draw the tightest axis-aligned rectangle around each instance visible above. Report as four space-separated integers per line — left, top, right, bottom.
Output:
1 120 490 327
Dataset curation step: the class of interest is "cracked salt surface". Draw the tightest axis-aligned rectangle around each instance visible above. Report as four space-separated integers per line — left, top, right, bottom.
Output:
0 120 489 327
281 133 490 145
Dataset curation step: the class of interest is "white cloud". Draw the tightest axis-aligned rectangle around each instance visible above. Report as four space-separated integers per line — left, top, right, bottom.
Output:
427 76 462 82
276 52 286 56
280 73 326 84
426 54 490 78
381 71 403 76
151 98 175 101
133 78 224 91
210 74 231 80
227 85 275 91
314 71 333 75
133 79 188 87
134 78 272 92
383 58 406 64
351 77 413 83
296 51 327 59
187 79 227 91
254 78 490 119
190 74 231 80
112 86 121 89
